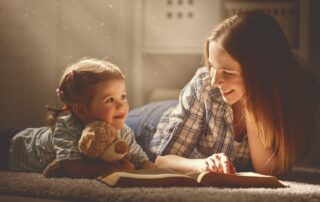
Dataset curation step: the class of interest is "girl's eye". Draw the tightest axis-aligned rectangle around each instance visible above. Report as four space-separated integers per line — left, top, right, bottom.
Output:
121 94 127 100
105 97 114 103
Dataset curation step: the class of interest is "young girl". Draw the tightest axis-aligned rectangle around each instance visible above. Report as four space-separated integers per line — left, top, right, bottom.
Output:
126 11 319 176
0 58 155 178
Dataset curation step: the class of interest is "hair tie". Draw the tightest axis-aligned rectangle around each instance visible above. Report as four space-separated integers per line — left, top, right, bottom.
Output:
69 70 76 78
62 104 69 112
56 88 64 97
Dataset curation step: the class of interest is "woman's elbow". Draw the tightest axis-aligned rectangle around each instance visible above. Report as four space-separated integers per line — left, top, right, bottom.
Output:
254 165 287 177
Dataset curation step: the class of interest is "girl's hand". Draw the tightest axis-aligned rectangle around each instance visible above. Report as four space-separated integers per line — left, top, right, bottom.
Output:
140 160 157 169
199 153 236 174
118 157 135 170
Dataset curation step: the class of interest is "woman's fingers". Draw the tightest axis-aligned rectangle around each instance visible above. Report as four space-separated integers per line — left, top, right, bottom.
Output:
201 153 235 174
230 163 236 174
207 157 218 172
209 153 234 174
211 154 223 173
199 161 209 172
219 154 230 174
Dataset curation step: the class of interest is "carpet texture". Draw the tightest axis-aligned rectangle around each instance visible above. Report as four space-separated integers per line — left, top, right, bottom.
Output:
0 167 319 202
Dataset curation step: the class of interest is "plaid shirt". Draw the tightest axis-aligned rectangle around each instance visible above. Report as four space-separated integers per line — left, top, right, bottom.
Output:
150 67 251 170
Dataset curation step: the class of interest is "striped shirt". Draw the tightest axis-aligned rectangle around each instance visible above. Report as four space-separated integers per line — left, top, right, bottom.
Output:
9 115 149 172
150 67 251 170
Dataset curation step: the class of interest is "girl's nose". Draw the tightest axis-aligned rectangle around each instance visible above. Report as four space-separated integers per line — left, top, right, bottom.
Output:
115 100 124 108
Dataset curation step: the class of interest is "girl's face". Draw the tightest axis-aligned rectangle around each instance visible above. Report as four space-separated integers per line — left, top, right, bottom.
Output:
83 79 129 129
208 42 245 105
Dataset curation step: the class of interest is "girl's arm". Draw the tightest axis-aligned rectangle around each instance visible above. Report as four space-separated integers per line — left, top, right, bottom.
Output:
120 125 151 167
245 116 278 176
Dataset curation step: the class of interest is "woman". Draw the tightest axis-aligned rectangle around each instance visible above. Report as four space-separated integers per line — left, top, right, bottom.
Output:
126 11 319 176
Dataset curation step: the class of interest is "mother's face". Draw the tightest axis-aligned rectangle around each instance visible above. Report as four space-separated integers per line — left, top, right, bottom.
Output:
208 42 245 105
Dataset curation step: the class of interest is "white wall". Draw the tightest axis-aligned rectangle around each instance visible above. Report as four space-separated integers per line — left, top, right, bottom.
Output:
0 0 58 128
0 0 210 128
0 0 204 128
0 0 135 128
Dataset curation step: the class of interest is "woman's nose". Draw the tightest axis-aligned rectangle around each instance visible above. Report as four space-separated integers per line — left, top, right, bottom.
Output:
212 71 225 88
213 75 222 86
210 68 221 87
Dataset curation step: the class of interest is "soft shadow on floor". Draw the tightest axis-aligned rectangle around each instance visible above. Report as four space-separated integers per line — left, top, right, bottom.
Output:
281 167 320 184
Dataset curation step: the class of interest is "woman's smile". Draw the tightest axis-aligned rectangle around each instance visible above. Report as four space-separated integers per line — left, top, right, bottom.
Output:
209 42 245 105
220 89 235 96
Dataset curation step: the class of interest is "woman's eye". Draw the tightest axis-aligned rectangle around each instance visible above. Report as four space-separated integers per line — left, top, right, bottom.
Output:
105 97 114 103
223 71 233 76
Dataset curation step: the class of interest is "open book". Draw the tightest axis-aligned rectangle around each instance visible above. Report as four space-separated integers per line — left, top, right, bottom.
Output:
97 168 286 188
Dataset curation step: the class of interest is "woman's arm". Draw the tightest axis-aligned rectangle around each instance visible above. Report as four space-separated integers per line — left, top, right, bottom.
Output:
155 155 204 174
245 116 278 176
155 153 234 174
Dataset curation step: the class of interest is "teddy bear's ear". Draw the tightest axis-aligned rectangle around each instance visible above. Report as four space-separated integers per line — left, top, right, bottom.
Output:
78 133 94 153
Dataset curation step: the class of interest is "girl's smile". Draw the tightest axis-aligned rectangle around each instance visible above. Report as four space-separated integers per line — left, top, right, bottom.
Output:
83 79 129 129
113 112 126 119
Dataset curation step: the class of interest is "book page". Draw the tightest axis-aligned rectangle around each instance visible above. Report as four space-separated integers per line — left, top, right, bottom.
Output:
235 172 272 177
97 168 198 187
193 172 286 188
97 169 286 188
99 168 187 179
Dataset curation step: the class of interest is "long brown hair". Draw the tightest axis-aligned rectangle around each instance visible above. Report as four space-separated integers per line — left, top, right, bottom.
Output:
204 11 319 174
47 58 125 127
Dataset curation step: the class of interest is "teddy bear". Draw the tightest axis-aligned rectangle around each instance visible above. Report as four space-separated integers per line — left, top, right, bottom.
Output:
78 120 129 162
43 120 130 178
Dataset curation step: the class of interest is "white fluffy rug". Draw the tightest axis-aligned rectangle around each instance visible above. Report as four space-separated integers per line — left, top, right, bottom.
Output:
0 167 319 202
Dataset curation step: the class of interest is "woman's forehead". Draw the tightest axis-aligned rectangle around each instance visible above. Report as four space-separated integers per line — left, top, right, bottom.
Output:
208 42 241 71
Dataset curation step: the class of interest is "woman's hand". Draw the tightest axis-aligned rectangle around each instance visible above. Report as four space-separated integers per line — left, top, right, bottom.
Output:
199 153 236 174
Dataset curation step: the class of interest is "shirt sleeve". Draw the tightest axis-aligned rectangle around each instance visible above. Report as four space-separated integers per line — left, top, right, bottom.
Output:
120 125 149 165
157 68 207 157
52 118 83 162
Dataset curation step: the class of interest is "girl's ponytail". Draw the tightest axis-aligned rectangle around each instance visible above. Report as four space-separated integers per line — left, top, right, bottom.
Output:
45 104 67 128
46 87 71 128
